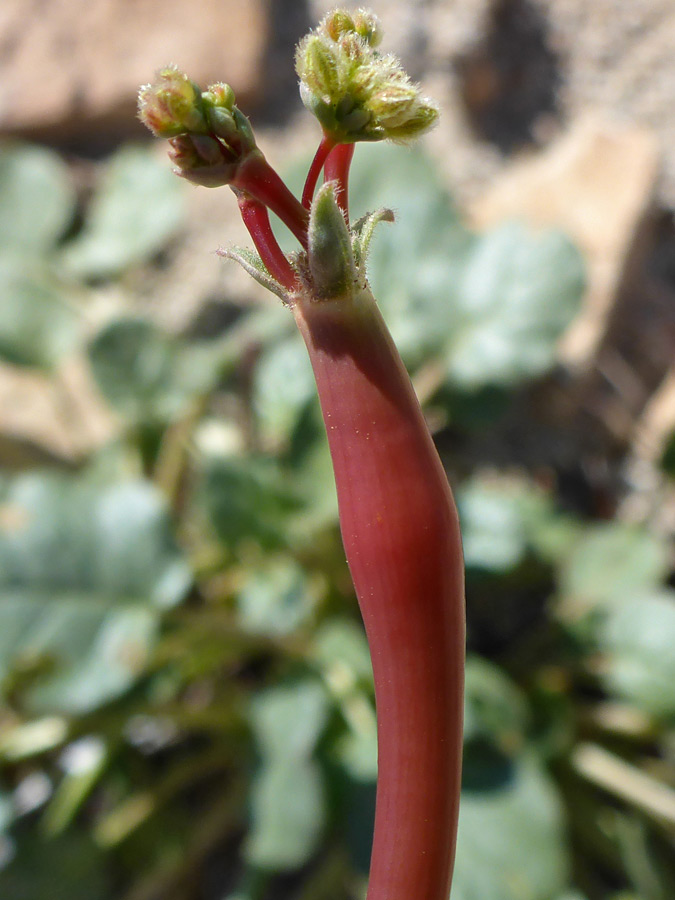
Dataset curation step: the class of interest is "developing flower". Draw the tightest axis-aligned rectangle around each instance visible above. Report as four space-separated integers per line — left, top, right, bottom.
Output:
295 8 437 143
322 8 383 46
138 72 260 188
137 65 207 137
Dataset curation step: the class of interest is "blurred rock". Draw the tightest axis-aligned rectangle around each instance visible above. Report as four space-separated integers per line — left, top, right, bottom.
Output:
469 116 661 366
632 369 675 467
0 357 116 467
454 0 562 154
0 0 269 143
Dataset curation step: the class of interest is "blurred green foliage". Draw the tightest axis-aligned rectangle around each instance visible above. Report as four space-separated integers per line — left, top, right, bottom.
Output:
0 139 673 900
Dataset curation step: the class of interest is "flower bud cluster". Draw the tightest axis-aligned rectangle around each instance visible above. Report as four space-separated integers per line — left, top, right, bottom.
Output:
295 7 438 144
138 67 258 187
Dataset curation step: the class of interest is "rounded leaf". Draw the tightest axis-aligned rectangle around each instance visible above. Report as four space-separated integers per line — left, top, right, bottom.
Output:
453 753 568 900
62 146 184 279
600 590 675 720
0 143 76 252
0 255 80 369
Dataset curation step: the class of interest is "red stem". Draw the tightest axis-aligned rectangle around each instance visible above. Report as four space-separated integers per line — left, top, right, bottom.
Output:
237 193 297 290
302 135 335 209
323 143 355 219
235 154 309 248
292 289 465 900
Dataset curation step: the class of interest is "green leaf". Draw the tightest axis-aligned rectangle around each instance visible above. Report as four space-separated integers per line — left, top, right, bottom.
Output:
0 788 12 833
250 680 329 762
336 725 378 783
62 145 184 279
349 144 472 363
312 619 373 686
245 758 325 871
599 590 675 720
246 680 329 871
446 222 585 388
458 480 532 572
453 753 568 900
0 255 80 369
0 143 76 252
463 656 529 750
88 317 222 425
0 473 191 714
236 558 318 637
201 455 303 550
252 333 317 447
0 832 110 900
458 475 577 573
560 522 670 618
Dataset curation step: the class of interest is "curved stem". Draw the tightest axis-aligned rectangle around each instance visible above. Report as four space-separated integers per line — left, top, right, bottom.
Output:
302 135 335 209
236 193 297 290
235 154 309 248
323 143 355 219
293 288 465 900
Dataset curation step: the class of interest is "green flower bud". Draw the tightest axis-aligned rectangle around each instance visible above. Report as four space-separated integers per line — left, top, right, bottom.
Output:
202 82 236 110
295 7 438 144
231 107 257 153
295 34 343 99
381 101 439 141
205 106 237 142
321 8 382 47
368 82 418 127
308 182 357 299
323 10 355 41
352 9 383 46
138 65 207 137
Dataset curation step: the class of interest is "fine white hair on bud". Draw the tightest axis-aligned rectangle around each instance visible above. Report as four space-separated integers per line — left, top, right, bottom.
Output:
295 7 438 144
137 65 207 137
307 181 358 299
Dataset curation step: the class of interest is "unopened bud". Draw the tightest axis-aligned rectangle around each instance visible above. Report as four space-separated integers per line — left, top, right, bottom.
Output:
324 10 355 41
321 8 382 47
368 82 418 128
205 106 237 141
167 134 237 187
352 9 382 46
202 82 236 110
382 101 439 141
296 34 342 100
138 65 207 137
296 8 438 144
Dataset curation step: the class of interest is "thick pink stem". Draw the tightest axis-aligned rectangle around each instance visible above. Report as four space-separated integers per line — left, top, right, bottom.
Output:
292 289 465 900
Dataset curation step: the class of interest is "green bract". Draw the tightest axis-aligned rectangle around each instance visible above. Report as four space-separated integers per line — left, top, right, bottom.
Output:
295 9 438 143
307 182 358 298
